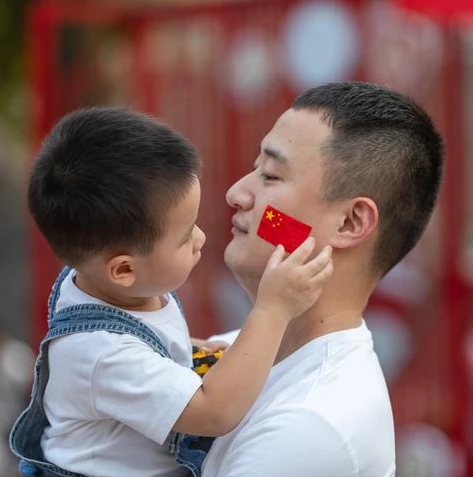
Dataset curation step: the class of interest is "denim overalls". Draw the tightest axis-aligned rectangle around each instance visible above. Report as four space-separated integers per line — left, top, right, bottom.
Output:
10 267 213 477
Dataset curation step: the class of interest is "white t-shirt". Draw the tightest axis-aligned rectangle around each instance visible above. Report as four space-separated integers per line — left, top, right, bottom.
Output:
203 321 395 477
41 269 202 477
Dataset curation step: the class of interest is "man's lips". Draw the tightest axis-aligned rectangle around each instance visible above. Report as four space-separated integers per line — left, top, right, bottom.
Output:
231 216 248 233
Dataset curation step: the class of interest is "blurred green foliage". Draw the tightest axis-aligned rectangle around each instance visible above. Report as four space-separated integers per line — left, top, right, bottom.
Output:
0 0 30 134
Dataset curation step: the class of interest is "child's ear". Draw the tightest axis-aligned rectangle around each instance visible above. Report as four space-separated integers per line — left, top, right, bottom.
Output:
107 255 136 288
331 197 378 249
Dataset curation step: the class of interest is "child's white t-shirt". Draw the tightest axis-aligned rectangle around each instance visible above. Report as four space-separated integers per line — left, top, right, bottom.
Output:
40 269 202 477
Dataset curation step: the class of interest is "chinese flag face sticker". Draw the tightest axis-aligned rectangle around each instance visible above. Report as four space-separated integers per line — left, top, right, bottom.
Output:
257 205 312 253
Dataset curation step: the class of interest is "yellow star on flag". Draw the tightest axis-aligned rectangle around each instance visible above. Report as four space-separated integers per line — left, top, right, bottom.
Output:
265 210 275 221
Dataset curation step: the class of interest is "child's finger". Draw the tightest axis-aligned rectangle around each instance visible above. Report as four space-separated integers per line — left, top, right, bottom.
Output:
202 340 229 352
304 246 333 276
265 244 286 271
283 236 316 265
311 258 334 284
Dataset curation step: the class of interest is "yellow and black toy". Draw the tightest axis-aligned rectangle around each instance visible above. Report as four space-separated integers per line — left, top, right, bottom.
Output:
192 346 223 377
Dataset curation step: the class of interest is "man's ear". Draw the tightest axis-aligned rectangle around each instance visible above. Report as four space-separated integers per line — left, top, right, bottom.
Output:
107 255 136 288
332 197 378 249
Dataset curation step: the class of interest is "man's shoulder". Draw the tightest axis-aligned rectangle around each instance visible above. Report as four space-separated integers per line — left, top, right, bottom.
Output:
258 340 394 456
301 341 394 434
206 401 394 477
204 405 360 477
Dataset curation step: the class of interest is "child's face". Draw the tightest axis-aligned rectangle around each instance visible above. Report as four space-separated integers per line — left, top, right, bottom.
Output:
132 179 206 297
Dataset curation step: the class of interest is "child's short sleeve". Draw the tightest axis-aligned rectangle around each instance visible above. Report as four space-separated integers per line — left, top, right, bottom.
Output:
92 334 202 444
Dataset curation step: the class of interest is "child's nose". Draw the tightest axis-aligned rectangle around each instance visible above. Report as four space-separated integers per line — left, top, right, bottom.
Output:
194 226 206 251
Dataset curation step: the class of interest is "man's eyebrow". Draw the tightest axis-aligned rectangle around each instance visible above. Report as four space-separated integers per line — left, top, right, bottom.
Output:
261 146 288 165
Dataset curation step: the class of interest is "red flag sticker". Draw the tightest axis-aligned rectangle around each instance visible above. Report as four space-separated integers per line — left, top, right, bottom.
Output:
257 205 312 253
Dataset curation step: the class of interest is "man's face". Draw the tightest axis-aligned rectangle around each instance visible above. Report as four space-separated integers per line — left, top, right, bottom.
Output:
225 108 341 297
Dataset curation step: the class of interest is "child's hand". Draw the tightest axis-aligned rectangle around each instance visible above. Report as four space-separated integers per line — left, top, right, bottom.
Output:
191 338 230 353
254 237 333 324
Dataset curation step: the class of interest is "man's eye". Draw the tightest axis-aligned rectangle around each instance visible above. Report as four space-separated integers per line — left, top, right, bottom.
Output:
261 173 278 181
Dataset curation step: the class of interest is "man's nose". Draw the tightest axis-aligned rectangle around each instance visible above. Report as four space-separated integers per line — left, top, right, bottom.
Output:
226 174 254 210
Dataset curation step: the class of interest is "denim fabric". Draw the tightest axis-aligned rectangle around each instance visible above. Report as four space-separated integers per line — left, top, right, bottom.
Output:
10 267 211 477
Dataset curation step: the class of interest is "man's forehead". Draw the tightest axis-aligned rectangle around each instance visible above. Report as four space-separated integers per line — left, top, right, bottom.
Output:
260 108 331 165
277 108 330 138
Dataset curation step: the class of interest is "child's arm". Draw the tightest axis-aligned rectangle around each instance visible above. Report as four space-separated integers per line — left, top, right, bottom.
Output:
173 237 333 436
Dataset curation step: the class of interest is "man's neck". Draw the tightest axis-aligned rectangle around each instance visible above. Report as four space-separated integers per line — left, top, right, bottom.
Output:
274 305 363 364
274 270 375 362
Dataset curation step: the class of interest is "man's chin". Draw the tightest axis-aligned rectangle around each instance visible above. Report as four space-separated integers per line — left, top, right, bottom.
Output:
224 242 265 292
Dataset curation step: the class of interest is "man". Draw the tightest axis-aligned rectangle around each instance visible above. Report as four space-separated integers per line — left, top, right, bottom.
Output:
202 82 444 476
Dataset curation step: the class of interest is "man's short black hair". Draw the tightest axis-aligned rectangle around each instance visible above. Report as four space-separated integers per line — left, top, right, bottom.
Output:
292 82 444 275
28 107 201 266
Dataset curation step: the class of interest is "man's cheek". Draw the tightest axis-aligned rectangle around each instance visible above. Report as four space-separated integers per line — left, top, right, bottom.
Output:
256 205 312 253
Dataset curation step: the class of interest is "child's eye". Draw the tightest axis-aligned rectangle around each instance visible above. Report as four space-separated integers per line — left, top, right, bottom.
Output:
261 173 278 181
181 227 195 246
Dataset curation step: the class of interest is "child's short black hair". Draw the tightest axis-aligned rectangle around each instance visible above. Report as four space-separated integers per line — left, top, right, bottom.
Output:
28 107 201 266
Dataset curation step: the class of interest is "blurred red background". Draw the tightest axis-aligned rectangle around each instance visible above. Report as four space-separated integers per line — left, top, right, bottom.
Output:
26 0 473 475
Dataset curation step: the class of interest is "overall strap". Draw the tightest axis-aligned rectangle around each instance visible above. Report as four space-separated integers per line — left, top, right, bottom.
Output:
10 273 183 477
46 266 72 321
48 304 171 358
46 266 181 358
37 269 176 420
